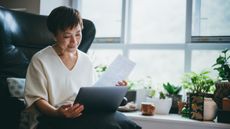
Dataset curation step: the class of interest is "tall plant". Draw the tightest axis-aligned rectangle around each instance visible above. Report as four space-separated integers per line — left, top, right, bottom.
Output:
212 49 230 82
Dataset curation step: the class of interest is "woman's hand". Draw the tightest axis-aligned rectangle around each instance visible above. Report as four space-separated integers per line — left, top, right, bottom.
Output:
57 103 84 118
115 80 127 86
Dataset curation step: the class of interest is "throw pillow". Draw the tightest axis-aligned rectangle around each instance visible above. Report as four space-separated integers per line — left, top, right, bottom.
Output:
6 77 26 98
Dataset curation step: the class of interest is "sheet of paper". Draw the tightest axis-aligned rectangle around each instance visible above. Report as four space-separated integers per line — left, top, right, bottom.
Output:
93 55 136 87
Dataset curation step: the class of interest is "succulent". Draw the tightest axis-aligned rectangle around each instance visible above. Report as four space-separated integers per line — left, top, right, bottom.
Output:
163 82 182 95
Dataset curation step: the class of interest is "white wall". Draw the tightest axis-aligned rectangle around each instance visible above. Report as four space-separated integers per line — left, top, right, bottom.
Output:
1 0 40 14
0 0 72 15
39 0 71 15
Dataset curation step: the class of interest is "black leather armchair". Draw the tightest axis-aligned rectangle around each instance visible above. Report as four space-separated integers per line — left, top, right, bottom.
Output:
0 6 95 129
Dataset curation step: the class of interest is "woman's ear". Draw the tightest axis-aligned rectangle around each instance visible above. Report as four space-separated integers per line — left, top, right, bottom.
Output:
53 34 57 42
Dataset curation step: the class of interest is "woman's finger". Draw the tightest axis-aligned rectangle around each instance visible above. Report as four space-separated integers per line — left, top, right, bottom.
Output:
76 105 84 113
60 103 72 110
116 80 127 86
73 105 84 117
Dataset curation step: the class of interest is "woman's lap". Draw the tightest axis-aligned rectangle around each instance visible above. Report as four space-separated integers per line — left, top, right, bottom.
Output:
37 111 141 129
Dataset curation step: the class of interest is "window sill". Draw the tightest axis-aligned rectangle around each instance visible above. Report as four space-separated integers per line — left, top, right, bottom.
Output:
122 111 230 129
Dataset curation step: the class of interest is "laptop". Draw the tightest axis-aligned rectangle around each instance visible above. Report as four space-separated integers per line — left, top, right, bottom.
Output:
74 86 128 113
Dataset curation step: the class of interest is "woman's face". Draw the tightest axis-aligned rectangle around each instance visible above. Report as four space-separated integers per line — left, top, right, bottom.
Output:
55 24 82 53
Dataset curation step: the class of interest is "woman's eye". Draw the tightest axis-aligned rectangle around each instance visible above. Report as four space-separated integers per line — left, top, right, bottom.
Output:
64 35 70 38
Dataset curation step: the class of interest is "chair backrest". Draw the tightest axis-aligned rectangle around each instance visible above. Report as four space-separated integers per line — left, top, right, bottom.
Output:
0 6 96 97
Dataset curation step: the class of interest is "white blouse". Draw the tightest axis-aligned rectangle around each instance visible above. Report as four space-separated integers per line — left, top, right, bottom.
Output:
24 46 96 129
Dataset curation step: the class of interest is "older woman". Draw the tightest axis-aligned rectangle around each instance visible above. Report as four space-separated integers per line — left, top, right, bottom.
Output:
24 6 140 129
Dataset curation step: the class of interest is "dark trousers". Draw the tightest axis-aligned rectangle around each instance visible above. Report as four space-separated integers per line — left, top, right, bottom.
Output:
37 111 141 129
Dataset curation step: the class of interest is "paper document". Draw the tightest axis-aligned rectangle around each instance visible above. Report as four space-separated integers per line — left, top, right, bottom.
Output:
93 55 136 87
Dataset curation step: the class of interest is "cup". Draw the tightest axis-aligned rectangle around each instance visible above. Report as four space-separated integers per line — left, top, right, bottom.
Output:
141 102 155 116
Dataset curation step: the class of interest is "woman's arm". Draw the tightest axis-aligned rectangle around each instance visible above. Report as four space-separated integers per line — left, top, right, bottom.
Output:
35 99 84 118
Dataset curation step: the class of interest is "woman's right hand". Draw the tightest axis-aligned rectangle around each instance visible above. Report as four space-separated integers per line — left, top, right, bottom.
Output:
57 103 84 118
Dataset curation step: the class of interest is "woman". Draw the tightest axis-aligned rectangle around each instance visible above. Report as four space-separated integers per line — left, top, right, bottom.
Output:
24 6 140 129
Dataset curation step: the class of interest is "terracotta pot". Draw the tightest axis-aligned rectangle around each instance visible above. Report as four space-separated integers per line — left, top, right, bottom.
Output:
222 98 230 111
141 102 155 116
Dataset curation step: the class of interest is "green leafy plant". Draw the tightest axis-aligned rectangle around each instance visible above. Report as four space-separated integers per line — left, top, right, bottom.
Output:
182 71 215 94
212 49 230 82
147 89 167 99
148 89 156 98
159 91 166 99
127 80 135 90
126 76 152 90
95 64 107 72
163 82 182 95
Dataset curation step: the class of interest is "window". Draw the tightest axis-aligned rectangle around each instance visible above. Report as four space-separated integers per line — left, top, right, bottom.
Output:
130 0 186 43
129 50 184 86
192 0 230 42
80 0 122 43
191 50 220 78
73 0 230 87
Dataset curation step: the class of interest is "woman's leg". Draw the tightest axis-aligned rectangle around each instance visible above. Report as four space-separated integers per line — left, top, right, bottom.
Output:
37 112 141 129
37 115 91 129
114 112 142 129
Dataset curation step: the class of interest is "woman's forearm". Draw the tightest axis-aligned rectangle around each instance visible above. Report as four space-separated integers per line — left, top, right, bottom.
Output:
35 99 59 117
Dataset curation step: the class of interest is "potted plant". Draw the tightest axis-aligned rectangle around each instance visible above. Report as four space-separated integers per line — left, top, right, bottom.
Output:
163 82 182 113
212 49 230 123
182 71 215 95
213 49 230 82
146 89 172 115
212 49 230 109
182 71 216 121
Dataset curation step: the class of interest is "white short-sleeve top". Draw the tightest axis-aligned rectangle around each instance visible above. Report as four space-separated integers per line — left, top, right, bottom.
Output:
24 46 96 129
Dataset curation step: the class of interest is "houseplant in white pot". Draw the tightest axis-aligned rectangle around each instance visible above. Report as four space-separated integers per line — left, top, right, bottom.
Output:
163 82 182 113
182 71 216 121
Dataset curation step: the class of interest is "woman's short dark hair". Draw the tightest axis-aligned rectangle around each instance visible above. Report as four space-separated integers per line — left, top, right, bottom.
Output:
47 6 83 35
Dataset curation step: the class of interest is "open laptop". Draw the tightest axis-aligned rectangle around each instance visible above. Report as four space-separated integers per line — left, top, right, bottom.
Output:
74 86 128 113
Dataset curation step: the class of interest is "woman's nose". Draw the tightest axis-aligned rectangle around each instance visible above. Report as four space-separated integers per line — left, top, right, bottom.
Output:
70 35 77 43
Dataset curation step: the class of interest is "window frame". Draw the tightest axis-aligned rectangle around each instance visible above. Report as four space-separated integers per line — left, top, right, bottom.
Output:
73 0 230 75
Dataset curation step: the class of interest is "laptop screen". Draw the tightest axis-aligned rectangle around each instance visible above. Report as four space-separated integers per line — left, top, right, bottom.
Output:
74 86 128 113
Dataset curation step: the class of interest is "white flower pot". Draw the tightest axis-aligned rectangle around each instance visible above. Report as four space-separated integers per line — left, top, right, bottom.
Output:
147 97 172 115
203 98 217 121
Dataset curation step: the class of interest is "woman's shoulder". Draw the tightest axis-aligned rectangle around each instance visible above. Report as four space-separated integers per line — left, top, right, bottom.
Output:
78 50 90 60
78 50 93 64
31 46 53 61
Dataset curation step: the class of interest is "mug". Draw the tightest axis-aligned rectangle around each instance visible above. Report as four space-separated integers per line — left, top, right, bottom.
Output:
141 102 155 116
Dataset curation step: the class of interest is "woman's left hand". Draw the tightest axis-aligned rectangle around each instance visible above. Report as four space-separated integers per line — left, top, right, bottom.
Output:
115 80 127 86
